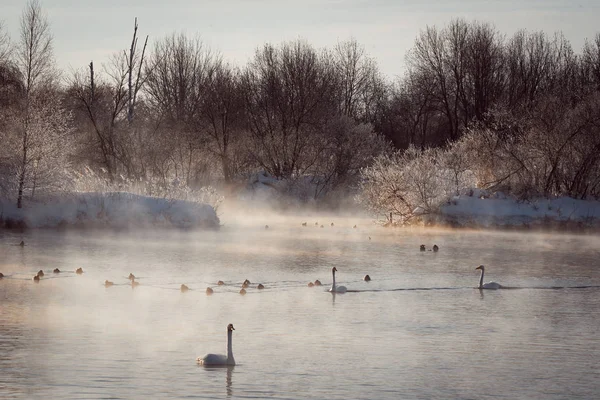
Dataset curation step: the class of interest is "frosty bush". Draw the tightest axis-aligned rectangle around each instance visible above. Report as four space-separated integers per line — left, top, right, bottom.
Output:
71 166 224 211
359 145 475 224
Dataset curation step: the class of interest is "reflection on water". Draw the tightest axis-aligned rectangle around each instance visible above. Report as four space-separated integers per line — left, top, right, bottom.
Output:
1 221 600 399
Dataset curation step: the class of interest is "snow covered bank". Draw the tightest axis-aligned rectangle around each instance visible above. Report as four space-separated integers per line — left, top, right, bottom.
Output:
0 192 220 230
433 189 600 231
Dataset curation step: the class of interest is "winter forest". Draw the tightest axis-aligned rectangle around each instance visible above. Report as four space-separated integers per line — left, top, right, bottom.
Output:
1 0 600 226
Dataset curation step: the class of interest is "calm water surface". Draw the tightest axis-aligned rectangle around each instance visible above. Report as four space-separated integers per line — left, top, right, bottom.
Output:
1 217 599 399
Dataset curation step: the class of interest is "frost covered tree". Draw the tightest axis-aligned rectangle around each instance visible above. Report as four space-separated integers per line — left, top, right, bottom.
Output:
9 1 71 207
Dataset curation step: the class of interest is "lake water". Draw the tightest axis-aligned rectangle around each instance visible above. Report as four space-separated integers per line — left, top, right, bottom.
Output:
1 216 600 399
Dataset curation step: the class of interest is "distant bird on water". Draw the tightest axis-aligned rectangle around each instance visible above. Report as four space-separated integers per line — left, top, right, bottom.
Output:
420 244 426 251
53 268 60 273
363 274 371 282
76 268 84 274
239 288 247 295
181 284 189 292
475 265 502 290
104 280 114 287
257 283 265 289
217 280 225 286
433 244 439 252
37 270 44 278
314 280 322 286
206 287 214 295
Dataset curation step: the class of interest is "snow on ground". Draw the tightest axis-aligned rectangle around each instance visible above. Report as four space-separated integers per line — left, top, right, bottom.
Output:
0 192 220 230
437 189 600 229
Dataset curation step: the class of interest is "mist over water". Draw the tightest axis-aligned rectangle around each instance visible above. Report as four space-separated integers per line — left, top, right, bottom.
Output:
1 214 600 399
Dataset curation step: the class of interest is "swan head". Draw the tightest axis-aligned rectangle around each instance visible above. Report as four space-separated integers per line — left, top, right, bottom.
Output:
228 323 235 332
475 265 485 271
332 267 337 273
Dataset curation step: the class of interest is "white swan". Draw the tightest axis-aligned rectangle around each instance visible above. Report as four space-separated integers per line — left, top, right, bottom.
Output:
476 265 502 289
197 324 236 366
329 267 347 293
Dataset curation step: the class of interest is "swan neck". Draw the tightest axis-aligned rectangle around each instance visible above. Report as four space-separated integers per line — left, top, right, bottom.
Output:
227 329 233 361
332 269 336 290
479 269 484 288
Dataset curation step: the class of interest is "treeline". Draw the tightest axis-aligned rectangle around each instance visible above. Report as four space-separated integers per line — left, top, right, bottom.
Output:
1 1 599 212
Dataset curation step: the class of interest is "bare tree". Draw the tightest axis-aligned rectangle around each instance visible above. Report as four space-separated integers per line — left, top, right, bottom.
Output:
125 17 148 124
243 40 338 179
14 0 58 208
197 62 245 182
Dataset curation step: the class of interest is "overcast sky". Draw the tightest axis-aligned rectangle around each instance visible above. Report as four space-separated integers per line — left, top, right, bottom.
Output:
2 0 599 79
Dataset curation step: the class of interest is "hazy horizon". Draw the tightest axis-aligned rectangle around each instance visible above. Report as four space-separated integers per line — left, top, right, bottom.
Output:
1 0 599 79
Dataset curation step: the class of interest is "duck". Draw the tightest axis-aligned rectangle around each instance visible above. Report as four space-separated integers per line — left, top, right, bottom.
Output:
76 268 83 274
302 222 307 226
363 274 371 282
217 280 225 286
53 268 60 273
19 241 25 247
128 273 135 281
433 244 439 252
33 275 40 282
37 270 44 278
131 279 140 287
307 282 314 287
265 225 269 229
206 287 214 295
353 225 357 229
104 280 114 287
181 284 189 292
239 288 246 295
197 324 236 366
330 222 334 227
257 283 265 290
0 273 4 279
420 244 426 251
314 280 322 286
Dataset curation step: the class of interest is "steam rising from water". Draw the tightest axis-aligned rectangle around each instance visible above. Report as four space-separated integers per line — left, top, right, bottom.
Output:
1 209 600 398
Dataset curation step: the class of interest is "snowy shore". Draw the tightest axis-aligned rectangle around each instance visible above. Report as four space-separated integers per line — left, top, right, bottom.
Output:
0 192 220 230
431 189 600 231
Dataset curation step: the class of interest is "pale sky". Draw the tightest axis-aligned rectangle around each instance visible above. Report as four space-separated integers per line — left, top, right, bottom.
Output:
2 0 599 80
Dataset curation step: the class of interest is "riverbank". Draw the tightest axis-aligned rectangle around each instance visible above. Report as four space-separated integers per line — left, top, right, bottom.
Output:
0 192 220 230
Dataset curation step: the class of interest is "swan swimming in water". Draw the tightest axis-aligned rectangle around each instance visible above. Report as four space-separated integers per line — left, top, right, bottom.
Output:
476 265 502 289
197 323 236 366
329 267 347 293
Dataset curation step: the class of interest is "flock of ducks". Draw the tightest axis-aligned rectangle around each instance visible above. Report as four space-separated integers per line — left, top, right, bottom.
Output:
2 241 503 291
